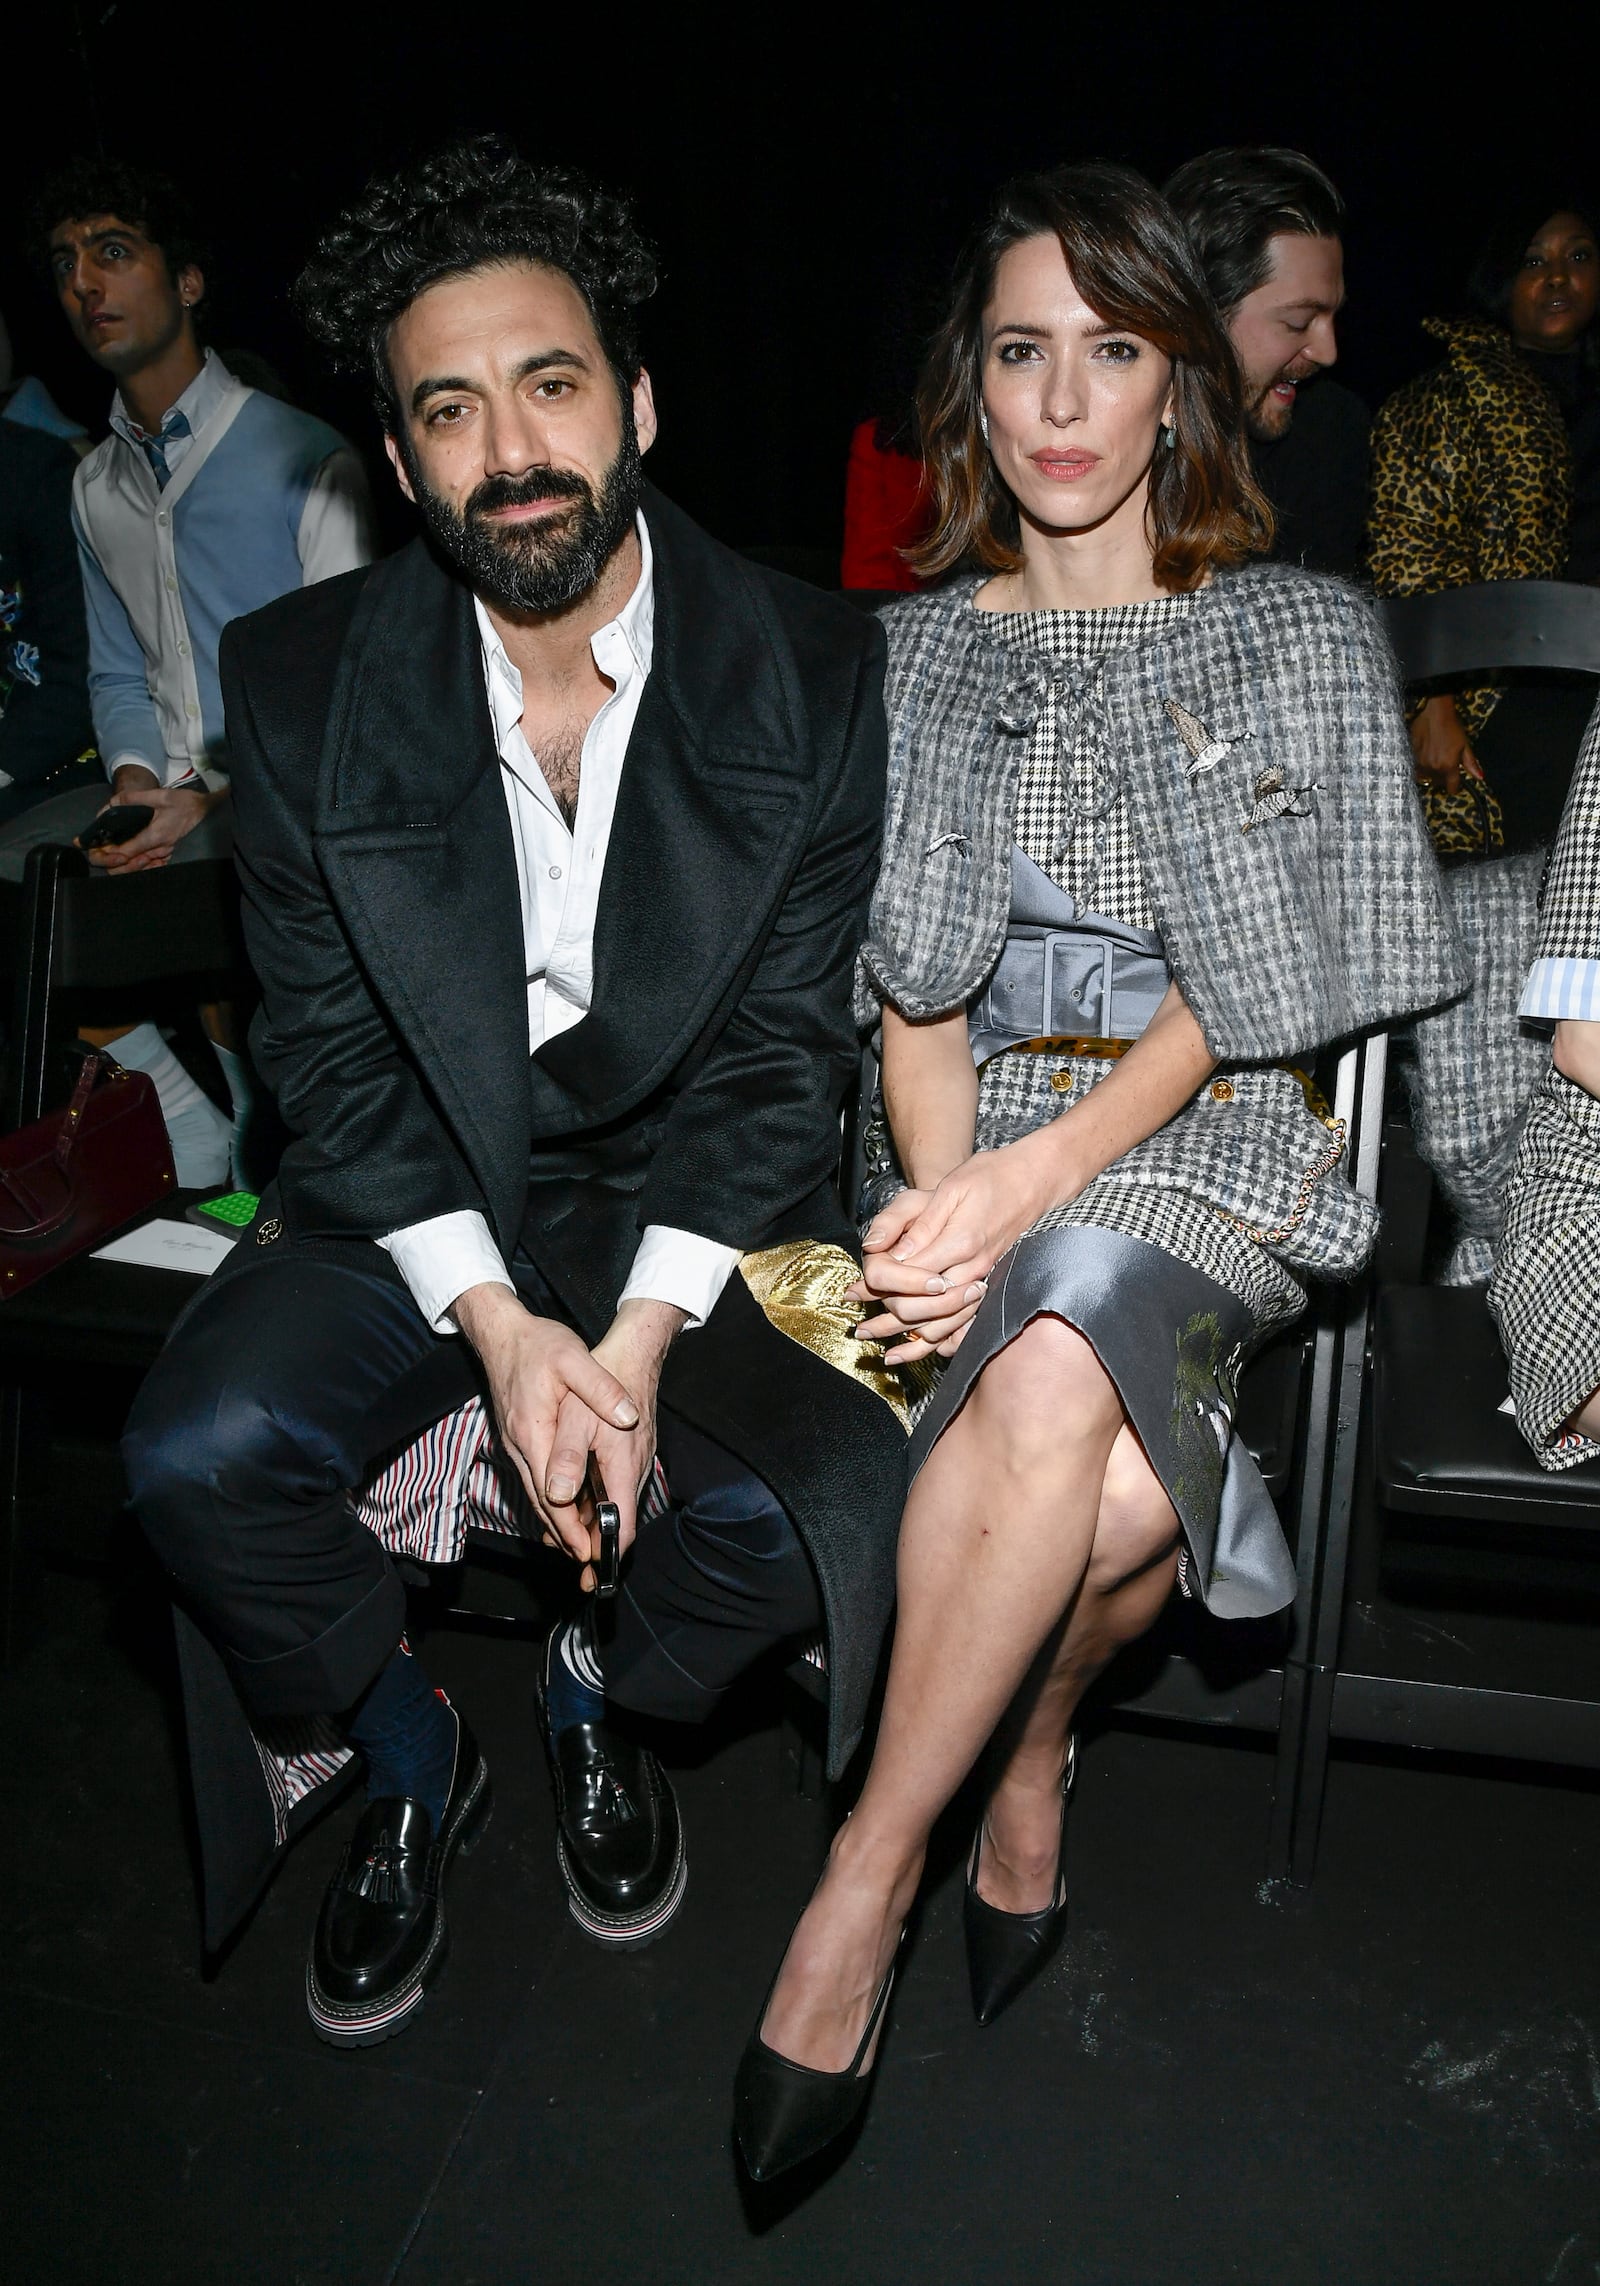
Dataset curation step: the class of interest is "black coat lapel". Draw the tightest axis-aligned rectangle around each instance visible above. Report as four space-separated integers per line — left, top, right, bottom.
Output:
531 489 815 1129
308 499 823 1232
312 541 531 1242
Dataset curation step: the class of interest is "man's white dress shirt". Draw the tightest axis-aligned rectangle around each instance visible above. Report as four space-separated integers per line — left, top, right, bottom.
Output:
378 516 742 1334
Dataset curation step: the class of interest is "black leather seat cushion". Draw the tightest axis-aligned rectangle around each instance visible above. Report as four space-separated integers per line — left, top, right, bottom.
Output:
1375 1285 1600 1522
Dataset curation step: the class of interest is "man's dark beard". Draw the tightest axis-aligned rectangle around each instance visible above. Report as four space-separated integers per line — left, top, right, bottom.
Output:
1246 357 1321 443
409 405 643 616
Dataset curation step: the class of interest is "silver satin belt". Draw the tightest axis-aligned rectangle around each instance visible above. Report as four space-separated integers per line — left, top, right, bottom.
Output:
967 846 1171 1067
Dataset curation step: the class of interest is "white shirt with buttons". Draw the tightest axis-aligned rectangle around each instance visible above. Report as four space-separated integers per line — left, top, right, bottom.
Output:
377 515 742 1335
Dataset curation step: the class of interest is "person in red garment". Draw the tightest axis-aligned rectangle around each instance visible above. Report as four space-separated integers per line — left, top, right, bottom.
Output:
840 413 930 591
840 282 940 590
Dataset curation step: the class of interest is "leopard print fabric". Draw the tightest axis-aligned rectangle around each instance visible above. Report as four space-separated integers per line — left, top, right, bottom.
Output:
1368 317 1571 742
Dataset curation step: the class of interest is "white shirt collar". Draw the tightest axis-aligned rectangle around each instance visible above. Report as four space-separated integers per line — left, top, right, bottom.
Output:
109 346 236 448
474 510 654 753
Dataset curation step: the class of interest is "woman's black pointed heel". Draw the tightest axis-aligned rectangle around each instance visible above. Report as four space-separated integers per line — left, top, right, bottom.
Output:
964 1733 1076 2027
733 1935 904 2182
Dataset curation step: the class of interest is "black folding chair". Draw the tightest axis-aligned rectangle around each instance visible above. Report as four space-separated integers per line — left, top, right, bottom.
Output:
0 841 249 1661
1270 580 1600 1875
1097 1030 1390 1885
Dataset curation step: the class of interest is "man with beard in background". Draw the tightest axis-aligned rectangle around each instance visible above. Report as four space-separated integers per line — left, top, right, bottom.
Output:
1167 146 1371 579
122 138 906 2049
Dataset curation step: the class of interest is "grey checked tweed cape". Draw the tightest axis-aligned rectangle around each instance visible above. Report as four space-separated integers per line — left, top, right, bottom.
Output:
857 565 1467 1057
1403 852 1549 1287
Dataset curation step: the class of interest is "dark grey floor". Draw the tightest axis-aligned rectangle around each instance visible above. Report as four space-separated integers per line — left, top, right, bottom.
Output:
7 1547 1600 2286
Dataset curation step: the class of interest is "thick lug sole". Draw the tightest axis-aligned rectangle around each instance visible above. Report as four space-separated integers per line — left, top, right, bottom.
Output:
306 1947 441 2048
556 1828 687 1951
305 1763 492 2048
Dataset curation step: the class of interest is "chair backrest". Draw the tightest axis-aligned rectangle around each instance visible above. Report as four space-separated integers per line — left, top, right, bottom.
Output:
1382 580 1600 686
2 844 248 1128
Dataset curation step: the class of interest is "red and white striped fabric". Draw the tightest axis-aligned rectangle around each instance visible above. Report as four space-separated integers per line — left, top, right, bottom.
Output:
249 1401 671 1840
356 1396 537 1561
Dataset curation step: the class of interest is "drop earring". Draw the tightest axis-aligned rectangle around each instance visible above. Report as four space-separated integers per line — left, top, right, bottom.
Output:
1162 422 1177 450
978 405 991 445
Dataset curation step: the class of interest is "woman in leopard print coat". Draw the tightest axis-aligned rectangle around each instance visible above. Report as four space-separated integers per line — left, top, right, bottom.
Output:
1369 200 1597 853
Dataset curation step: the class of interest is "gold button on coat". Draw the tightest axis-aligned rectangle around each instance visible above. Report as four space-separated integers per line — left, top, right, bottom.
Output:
1209 1078 1236 1103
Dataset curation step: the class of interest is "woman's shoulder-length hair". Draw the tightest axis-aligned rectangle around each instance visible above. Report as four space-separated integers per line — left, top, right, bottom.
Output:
911 161 1272 592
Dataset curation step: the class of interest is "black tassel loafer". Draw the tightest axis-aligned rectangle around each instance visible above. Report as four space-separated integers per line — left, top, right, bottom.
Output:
734 1936 904 2182
964 1732 1076 2027
536 1628 687 1949
306 1706 492 2048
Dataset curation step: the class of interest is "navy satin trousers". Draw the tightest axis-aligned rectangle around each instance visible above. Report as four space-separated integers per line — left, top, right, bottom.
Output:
123 1245 821 1729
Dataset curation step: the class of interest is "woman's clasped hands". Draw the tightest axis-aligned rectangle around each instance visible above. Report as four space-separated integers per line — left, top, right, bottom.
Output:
847 1138 1065 1362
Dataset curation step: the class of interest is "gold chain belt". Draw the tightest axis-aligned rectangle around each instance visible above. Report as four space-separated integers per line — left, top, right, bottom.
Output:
1008 1035 1136 1061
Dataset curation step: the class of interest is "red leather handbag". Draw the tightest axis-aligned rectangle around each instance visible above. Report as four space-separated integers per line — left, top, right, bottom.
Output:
0 1053 177 1300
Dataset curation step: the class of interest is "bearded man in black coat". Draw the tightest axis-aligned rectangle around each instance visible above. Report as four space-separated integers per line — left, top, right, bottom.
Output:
123 138 906 2047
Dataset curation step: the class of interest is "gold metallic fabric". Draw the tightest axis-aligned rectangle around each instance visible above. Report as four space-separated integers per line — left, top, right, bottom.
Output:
739 1239 932 1431
1003 1034 1134 1061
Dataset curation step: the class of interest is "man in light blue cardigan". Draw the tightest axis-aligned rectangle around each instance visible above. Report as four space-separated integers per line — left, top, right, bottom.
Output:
30 160 376 1178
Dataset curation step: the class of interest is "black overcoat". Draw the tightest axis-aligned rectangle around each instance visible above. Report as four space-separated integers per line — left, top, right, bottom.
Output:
179 488 907 1945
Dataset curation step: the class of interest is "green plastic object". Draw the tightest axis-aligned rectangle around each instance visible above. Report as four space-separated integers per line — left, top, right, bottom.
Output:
193 1190 260 1228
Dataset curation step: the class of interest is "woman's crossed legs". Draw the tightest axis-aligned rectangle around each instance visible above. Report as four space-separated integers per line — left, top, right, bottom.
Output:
759 1313 1180 2072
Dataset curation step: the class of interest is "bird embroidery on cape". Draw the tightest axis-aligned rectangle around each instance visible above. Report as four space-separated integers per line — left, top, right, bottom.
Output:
1163 697 1249 777
1241 765 1321 832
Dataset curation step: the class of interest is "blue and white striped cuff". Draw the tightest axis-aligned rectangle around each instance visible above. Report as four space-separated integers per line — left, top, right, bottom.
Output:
1521 956 1600 1022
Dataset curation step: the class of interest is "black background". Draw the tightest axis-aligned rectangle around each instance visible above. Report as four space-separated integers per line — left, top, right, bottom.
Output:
7 2 1593 563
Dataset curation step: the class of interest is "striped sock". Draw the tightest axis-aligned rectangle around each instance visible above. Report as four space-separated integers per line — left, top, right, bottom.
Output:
544 1611 607 1735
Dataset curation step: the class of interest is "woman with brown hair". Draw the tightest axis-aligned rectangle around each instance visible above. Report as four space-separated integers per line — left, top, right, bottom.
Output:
732 162 1464 2182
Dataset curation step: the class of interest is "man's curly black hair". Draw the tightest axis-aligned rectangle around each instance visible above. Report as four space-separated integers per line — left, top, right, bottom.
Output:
294 136 658 428
28 157 213 289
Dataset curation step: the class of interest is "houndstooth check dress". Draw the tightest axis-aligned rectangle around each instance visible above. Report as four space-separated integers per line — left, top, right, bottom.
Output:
976 595 1309 1328
1490 702 1600 1467
907 595 1321 1618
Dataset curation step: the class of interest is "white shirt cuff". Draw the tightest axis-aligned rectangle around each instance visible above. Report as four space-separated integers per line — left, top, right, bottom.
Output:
106 750 209 793
618 1224 741 1329
376 1210 513 1333
1522 956 1600 1023
106 747 161 785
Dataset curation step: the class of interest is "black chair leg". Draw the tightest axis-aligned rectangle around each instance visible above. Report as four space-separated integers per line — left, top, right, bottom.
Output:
1271 1033 1389 1887
5 843 83 1131
779 1672 826 1800
0 1385 30 1668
